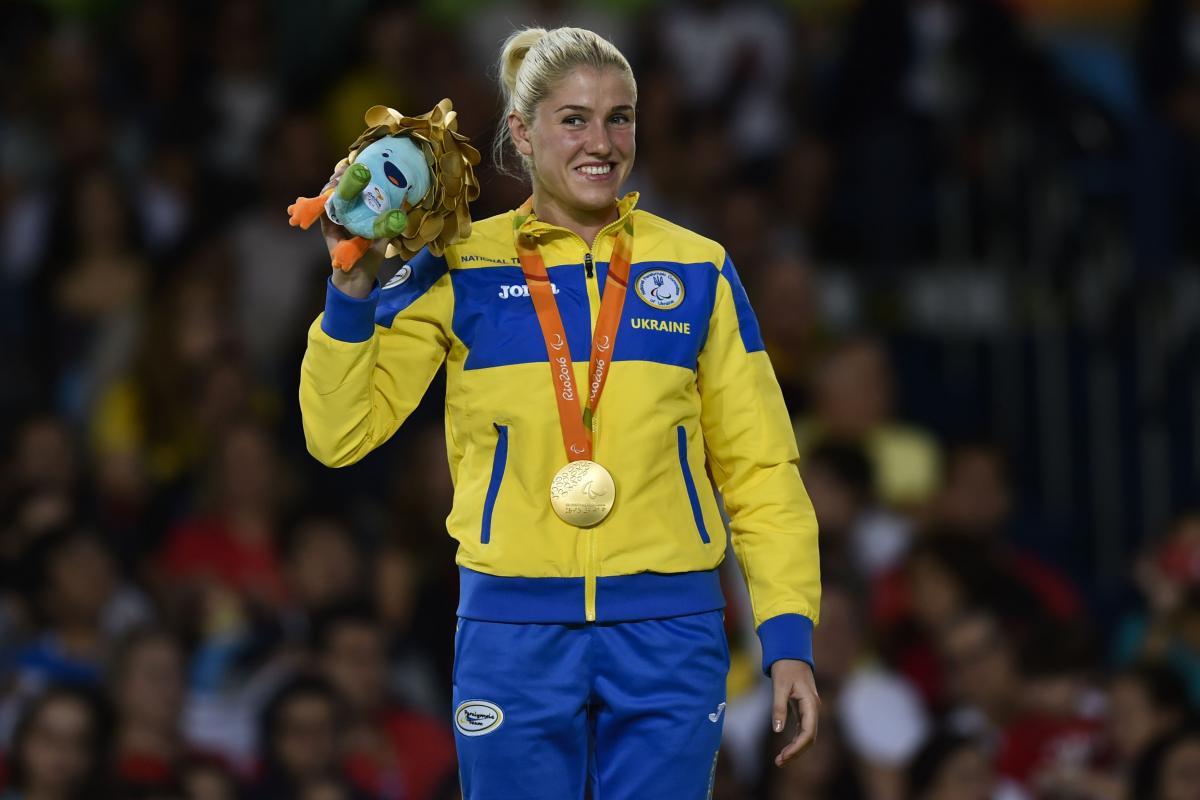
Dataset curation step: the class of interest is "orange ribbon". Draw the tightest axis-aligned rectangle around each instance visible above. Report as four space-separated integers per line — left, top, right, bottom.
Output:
514 201 634 462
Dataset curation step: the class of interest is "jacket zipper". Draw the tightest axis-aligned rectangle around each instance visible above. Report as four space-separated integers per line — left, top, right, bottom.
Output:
527 217 626 623
583 248 600 621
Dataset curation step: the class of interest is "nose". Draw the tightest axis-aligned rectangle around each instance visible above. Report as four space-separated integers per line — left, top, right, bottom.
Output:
585 124 613 157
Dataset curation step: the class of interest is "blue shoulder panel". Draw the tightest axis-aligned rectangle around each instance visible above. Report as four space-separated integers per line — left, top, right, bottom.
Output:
375 247 449 328
452 264 593 370
722 255 765 353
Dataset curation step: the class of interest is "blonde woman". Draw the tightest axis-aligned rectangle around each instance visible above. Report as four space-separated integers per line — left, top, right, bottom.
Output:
300 26 821 798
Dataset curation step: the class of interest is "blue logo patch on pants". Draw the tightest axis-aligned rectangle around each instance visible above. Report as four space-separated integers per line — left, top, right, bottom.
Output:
452 610 730 799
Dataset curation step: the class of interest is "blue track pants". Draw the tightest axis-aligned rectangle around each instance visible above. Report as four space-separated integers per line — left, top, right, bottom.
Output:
451 610 730 799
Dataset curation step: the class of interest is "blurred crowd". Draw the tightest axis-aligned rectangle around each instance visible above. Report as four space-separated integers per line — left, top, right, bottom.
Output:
2 0 1200 798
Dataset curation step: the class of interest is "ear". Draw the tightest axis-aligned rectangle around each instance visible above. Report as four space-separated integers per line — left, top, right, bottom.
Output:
508 112 533 157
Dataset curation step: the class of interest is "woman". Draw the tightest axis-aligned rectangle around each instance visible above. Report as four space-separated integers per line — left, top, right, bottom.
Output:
300 26 820 798
2 685 113 800
248 675 369 800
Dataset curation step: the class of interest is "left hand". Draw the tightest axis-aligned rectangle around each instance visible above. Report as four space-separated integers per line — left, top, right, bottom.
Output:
769 658 820 766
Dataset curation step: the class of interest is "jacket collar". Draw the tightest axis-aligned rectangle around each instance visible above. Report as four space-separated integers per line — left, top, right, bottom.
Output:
513 192 639 241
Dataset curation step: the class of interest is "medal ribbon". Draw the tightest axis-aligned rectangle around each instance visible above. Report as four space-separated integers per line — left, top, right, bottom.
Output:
514 200 634 462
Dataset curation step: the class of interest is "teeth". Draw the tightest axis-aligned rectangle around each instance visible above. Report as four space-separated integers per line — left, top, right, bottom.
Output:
578 164 611 175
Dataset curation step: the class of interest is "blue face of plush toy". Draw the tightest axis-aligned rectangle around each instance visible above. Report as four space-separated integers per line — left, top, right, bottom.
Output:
325 135 431 241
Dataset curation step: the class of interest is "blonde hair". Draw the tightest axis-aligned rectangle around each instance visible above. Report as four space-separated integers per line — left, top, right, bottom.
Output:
493 27 636 178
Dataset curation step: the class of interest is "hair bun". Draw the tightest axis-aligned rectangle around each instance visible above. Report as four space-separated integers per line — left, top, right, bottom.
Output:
499 27 548 98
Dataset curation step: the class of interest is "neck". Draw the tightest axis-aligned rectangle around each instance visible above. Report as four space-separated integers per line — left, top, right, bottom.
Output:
120 723 178 757
532 190 619 247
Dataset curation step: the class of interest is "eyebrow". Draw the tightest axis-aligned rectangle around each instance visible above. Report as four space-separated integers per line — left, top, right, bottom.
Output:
555 104 635 113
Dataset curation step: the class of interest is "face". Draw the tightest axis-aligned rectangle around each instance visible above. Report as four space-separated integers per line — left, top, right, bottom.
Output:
815 341 892 435
1160 739 1200 800
182 765 238 800
286 520 360 611
322 623 386 713
939 616 1016 713
300 779 351 800
936 449 1011 535
48 536 115 624
276 695 338 781
119 637 185 733
510 66 636 217
908 555 965 631
21 696 95 793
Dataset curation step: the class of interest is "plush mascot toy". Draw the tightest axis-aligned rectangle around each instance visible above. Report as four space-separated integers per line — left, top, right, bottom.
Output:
287 99 480 270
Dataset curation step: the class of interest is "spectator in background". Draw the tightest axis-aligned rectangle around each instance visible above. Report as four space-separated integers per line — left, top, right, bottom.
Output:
7 528 151 696
1 685 113 800
932 441 1081 620
229 109 332 381
938 609 1103 793
34 166 150 424
795 337 941 508
654 0 793 167
1036 664 1193 800
248 675 364 800
873 533 1041 706
825 0 1051 266
372 544 447 717
280 515 363 640
108 627 187 795
89 243 248 491
0 415 81 562
802 439 912 581
1129 720 1200 800
1115 513 1200 703
178 755 242 800
158 419 291 621
906 731 1007 800
752 251 824 412
311 604 455 800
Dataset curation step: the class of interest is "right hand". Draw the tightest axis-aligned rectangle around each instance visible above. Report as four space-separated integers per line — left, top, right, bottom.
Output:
321 162 389 299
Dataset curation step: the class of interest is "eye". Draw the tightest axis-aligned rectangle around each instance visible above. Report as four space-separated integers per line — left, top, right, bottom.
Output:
609 113 632 125
563 116 585 127
382 151 391 158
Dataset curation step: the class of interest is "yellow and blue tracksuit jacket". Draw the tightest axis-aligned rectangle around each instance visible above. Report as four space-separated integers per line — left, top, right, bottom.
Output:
299 193 820 672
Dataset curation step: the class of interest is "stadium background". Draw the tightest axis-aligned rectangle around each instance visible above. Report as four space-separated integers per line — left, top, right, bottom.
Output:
2 0 1199 798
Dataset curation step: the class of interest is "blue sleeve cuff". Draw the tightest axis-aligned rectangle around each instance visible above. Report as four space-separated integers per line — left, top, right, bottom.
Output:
757 613 815 675
321 277 381 343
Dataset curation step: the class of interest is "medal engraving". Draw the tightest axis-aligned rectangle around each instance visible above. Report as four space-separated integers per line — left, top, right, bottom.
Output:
550 460 615 527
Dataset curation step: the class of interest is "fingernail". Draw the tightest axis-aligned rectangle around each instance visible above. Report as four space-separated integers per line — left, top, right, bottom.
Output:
773 720 783 732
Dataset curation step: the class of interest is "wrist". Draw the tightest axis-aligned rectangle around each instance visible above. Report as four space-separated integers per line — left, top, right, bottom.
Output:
331 269 376 299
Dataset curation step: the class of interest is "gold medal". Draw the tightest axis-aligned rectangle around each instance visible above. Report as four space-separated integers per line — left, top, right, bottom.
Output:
550 460 616 527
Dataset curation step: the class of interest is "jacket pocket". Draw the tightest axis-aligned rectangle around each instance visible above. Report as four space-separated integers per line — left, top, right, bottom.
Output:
677 425 711 544
481 424 509 544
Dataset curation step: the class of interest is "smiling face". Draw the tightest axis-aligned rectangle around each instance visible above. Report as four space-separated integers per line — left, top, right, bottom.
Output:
509 66 636 224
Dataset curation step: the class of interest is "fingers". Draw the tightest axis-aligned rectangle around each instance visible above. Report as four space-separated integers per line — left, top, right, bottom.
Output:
774 686 820 766
771 680 789 735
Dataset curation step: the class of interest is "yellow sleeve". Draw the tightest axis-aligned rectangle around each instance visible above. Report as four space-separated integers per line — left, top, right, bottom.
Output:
299 250 453 467
697 253 821 673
